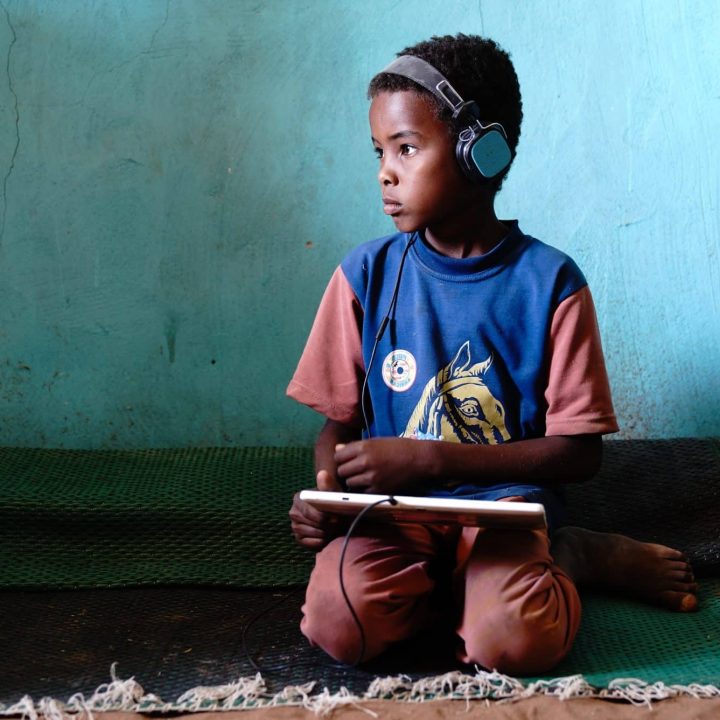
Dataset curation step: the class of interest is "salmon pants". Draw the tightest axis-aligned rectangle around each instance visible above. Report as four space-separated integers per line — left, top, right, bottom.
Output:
301 521 581 676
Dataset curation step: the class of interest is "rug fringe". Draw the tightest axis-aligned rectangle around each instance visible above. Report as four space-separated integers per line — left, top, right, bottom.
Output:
2 666 720 717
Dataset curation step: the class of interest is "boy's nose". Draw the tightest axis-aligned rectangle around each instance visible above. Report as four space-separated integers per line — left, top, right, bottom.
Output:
378 162 397 186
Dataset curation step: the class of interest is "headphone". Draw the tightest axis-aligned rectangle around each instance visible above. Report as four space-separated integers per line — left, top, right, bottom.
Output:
380 55 512 183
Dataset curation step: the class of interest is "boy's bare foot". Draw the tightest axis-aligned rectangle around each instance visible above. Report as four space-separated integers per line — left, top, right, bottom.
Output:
552 526 698 612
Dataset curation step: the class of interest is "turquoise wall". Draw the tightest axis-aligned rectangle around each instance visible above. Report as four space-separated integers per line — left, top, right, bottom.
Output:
0 1 718 448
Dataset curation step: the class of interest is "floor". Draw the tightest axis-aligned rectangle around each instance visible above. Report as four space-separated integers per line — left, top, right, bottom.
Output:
0 585 459 706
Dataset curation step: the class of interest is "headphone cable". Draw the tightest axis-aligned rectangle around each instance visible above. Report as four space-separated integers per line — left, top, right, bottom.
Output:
360 234 416 437
338 495 398 666
241 586 304 673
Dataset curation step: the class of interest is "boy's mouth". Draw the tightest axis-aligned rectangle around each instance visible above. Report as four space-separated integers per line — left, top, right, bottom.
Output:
382 196 402 215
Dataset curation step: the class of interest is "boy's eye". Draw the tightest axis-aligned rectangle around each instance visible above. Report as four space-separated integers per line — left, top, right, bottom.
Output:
400 144 417 156
373 147 383 159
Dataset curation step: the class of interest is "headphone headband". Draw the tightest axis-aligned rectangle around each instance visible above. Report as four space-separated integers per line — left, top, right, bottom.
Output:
381 56 471 119
379 54 512 182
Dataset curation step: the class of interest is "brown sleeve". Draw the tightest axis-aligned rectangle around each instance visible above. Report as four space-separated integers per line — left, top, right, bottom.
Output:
545 286 619 436
286 267 365 426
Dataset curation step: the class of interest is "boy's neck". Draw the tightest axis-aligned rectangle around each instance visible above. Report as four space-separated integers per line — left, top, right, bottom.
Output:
424 197 508 259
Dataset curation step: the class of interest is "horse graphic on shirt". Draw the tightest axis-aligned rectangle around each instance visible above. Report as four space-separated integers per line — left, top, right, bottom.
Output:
401 341 510 445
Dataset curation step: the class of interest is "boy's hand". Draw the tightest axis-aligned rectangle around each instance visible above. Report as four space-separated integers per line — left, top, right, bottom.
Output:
334 438 431 494
288 470 347 551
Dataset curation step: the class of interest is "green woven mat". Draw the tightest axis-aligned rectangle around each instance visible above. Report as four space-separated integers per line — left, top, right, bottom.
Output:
1 440 719 589
552 580 720 686
565 438 720 568
0 446 314 588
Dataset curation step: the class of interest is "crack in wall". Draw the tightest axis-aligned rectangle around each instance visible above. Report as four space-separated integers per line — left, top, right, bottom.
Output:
478 0 485 34
0 1 19 247
68 0 172 110
149 0 170 49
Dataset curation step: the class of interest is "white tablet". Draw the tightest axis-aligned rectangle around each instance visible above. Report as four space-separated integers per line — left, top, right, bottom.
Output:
299 490 547 529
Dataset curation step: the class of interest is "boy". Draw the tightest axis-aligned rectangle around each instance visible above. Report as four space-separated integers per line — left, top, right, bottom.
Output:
287 34 697 675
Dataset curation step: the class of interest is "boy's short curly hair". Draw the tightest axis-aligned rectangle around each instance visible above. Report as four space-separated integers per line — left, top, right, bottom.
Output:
368 34 523 190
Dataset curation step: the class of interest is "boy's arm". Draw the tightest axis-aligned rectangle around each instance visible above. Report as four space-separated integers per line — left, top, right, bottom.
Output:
333 433 601 495
289 419 361 550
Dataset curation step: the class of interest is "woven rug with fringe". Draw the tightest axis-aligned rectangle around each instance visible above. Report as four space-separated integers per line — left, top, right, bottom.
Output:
1 580 719 716
0 439 719 714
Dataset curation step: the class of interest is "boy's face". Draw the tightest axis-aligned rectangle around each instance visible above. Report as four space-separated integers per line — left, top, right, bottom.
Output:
369 90 477 236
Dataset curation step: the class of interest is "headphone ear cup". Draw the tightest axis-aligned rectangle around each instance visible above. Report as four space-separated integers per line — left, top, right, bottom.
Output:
456 126 512 182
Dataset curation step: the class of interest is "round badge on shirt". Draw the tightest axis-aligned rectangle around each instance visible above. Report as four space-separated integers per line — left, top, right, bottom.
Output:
381 350 417 392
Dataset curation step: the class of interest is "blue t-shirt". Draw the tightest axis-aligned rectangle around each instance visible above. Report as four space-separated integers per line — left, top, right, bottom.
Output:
340 221 588 525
